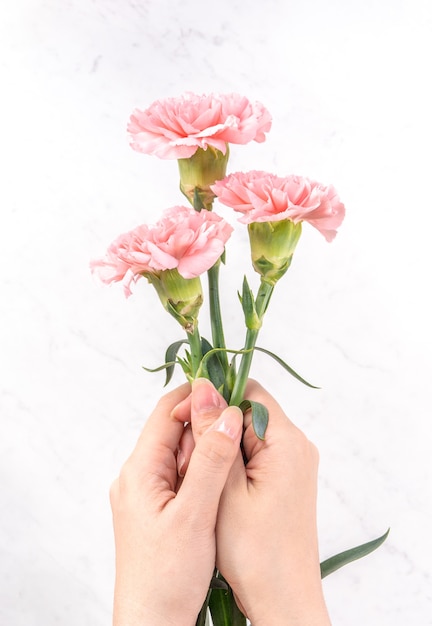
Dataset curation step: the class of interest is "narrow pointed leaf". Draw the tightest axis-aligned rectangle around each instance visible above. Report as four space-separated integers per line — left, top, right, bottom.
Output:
164 340 187 386
210 577 229 591
320 528 390 578
209 588 246 626
142 361 177 374
241 276 253 316
255 346 319 388
195 604 209 626
193 187 205 211
239 276 261 330
239 399 269 440
201 337 226 390
177 354 192 378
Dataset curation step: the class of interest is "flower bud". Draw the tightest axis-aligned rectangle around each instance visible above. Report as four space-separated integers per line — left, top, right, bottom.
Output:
146 269 203 332
178 146 230 210
248 220 302 286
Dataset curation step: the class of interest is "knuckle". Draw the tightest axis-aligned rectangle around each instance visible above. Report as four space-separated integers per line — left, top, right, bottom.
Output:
198 432 234 466
193 407 225 437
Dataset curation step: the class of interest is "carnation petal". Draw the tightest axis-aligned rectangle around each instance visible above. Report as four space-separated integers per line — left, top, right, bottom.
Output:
128 92 272 160
145 241 179 271
212 171 345 239
92 205 233 297
177 238 226 278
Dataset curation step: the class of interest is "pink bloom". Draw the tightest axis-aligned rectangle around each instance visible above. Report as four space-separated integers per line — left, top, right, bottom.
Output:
127 92 272 159
211 171 345 242
90 206 233 297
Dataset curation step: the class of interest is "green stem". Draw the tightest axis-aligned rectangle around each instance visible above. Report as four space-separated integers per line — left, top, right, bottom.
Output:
192 188 229 376
208 262 229 372
230 280 274 406
188 323 203 378
229 329 258 407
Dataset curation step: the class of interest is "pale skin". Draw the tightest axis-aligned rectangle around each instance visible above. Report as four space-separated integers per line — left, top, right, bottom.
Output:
110 378 331 626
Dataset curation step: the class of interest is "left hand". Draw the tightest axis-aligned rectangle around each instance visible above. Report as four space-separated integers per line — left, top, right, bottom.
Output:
110 381 243 626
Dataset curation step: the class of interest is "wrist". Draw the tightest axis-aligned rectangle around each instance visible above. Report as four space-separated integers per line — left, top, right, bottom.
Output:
113 588 196 626
246 587 331 626
236 560 330 626
113 602 195 626
249 593 331 626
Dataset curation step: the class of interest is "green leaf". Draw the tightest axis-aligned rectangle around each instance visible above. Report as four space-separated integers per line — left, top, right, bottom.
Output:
210 577 229 591
193 187 205 211
238 276 261 330
255 346 319 388
197 346 252 402
163 340 188 385
320 528 390 579
209 587 246 626
224 359 237 402
239 399 269 440
142 361 177 374
177 353 192 378
201 337 226 391
195 604 209 626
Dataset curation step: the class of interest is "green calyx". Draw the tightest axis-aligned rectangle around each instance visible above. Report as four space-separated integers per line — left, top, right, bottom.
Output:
178 145 230 211
248 219 302 285
145 269 203 332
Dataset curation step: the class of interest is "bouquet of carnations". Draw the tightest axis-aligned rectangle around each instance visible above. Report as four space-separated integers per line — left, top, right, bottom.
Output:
91 92 388 626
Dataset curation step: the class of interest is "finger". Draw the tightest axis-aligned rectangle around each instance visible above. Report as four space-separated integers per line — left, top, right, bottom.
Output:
177 423 194 477
135 383 191 455
178 406 243 526
171 393 191 424
172 379 229 477
190 378 227 441
124 383 191 488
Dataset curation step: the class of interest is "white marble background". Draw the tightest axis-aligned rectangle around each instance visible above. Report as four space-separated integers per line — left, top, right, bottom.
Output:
1 0 431 624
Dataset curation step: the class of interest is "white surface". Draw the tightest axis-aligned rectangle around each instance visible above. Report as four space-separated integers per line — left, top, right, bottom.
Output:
1 1 431 624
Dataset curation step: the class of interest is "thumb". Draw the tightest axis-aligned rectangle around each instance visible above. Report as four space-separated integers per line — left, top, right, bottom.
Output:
178 406 243 526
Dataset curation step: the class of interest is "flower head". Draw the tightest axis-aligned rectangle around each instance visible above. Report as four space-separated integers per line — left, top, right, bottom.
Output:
211 170 345 242
90 206 233 330
90 205 233 297
211 171 345 284
127 92 272 160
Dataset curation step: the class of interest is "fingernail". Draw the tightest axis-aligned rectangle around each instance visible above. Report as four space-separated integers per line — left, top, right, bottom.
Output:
206 406 243 441
192 378 226 412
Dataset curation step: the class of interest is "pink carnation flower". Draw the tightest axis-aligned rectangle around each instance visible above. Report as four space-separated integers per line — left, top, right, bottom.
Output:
90 206 233 297
127 92 272 159
211 171 345 242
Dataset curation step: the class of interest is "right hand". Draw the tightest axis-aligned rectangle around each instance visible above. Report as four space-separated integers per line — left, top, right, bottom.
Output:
215 379 331 625
176 378 331 626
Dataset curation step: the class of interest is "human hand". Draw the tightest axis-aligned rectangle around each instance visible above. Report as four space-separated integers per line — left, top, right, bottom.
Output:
176 378 331 626
110 382 243 626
